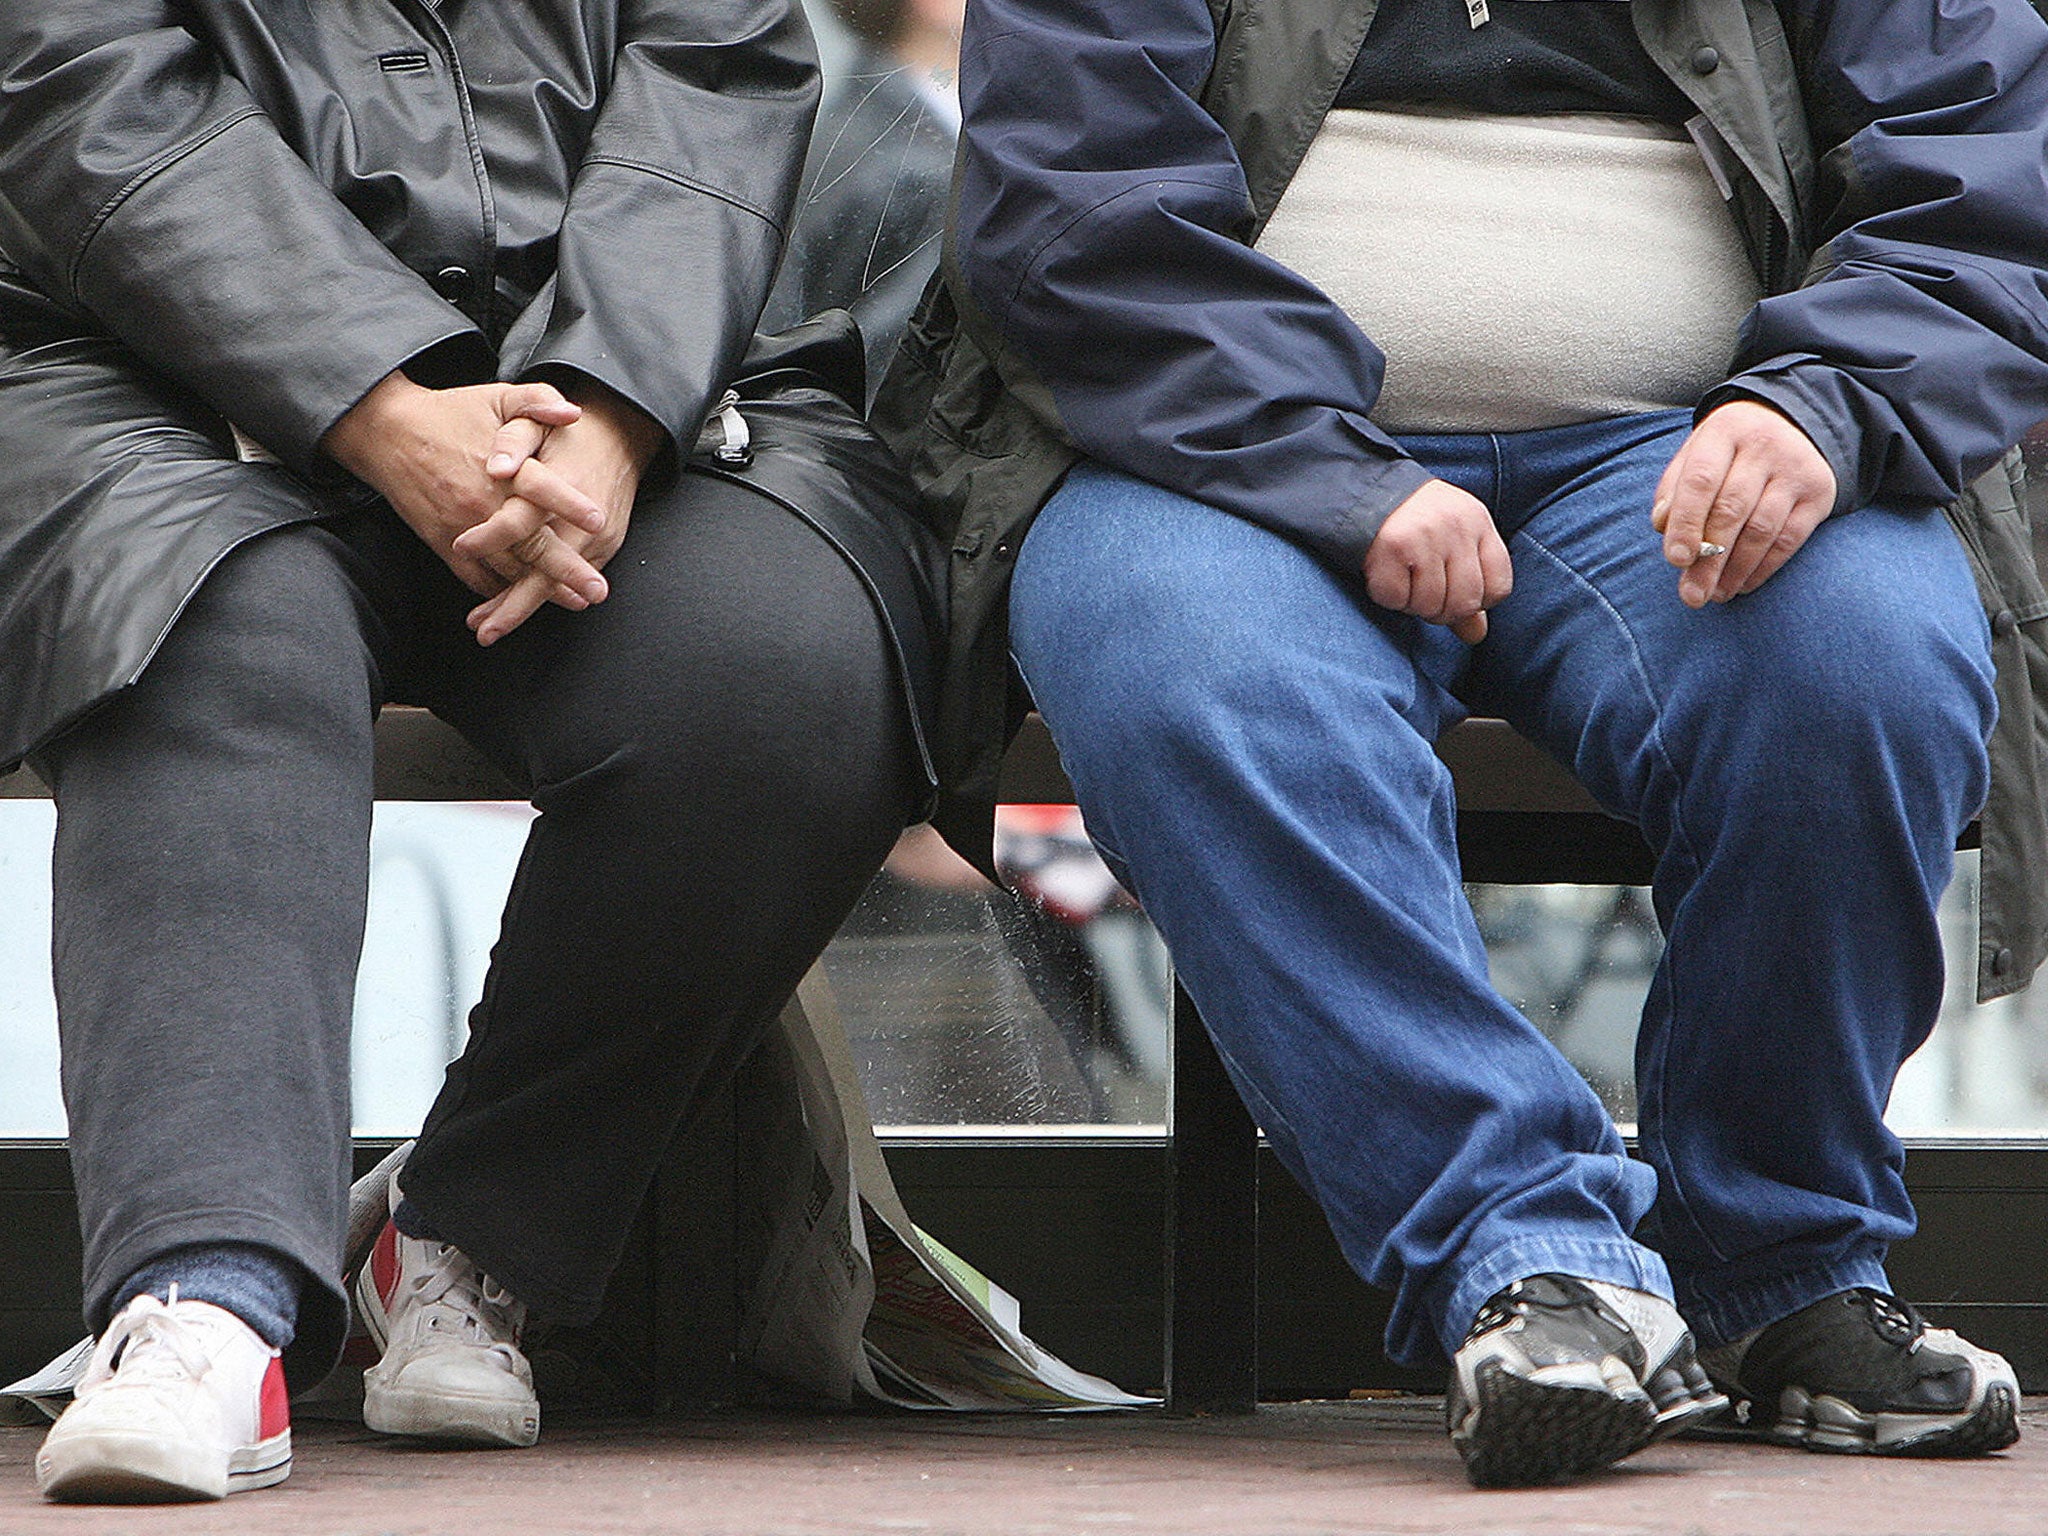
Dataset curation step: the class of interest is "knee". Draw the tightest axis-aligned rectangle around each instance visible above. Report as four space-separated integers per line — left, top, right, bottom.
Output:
1786 585 1984 743
1012 472 1358 759
530 586 919 842
1675 557 1994 822
51 526 372 772
182 526 368 650
727 614 919 816
1010 556 1255 796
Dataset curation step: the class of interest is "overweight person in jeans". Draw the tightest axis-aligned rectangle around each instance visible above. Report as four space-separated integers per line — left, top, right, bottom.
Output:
0 0 940 1502
876 0 2048 1488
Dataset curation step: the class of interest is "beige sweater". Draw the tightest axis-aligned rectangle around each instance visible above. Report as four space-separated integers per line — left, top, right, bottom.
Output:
1255 106 1760 433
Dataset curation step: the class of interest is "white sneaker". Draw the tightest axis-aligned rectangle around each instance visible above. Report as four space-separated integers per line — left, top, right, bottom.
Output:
36 1292 289 1502
354 1170 539 1448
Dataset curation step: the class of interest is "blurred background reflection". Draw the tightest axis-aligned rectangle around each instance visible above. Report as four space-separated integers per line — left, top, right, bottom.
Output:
1 800 2044 1136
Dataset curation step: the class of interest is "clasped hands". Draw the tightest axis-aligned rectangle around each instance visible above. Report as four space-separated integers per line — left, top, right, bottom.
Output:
1364 400 1838 642
322 369 663 645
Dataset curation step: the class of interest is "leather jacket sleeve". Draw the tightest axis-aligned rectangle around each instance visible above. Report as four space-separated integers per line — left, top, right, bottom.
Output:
1708 0 2048 516
952 0 1431 573
0 2 487 474
509 0 822 458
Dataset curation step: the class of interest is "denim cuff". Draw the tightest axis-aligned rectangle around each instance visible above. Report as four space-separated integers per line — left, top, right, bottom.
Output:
1435 1235 1673 1365
1674 1254 1892 1351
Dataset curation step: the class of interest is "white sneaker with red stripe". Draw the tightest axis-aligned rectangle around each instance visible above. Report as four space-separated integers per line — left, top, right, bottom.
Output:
35 1292 290 1502
353 1172 538 1448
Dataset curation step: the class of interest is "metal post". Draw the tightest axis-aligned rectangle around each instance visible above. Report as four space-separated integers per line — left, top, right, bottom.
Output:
1164 979 1259 1413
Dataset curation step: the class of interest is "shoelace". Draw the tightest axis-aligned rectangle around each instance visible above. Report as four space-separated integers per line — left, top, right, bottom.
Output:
1469 1285 1528 1337
1849 1288 1924 1353
404 1244 524 1360
82 1289 213 1395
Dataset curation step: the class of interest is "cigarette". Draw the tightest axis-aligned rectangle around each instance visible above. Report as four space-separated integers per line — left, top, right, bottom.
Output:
1697 541 1728 559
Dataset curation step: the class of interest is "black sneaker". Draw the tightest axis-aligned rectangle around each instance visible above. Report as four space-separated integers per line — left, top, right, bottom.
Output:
1697 1288 2019 1456
1446 1274 1726 1488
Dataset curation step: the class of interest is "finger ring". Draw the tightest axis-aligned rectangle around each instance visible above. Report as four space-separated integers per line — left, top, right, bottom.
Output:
1697 541 1728 559
511 530 549 564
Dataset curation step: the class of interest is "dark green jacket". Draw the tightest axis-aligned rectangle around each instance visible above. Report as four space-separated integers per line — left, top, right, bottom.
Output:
874 0 2048 1001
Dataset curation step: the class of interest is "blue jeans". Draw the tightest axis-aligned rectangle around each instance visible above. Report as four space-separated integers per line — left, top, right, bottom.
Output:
1008 410 1995 1364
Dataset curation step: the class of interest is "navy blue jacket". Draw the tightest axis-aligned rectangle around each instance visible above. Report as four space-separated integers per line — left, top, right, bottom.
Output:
873 0 2048 996
950 0 2048 572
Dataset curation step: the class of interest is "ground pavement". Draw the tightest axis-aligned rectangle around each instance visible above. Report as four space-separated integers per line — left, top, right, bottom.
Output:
0 1398 2041 1535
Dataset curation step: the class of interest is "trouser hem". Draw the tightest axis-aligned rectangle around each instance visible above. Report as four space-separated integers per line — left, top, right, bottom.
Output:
86 1208 348 1394
1675 1253 1892 1351
1440 1236 1672 1360
389 1176 611 1328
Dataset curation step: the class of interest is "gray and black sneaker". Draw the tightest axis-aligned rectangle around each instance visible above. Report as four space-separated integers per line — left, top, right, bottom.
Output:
1447 1274 1725 1488
1696 1288 2019 1457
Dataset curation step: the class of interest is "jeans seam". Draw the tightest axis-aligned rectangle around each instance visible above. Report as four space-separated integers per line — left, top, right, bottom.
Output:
1507 524 1721 1263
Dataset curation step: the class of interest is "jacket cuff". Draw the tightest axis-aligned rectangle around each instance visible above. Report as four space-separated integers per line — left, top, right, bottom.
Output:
518 356 691 467
1322 454 1436 573
515 165 784 463
60 116 496 476
299 327 499 474
1699 366 1862 519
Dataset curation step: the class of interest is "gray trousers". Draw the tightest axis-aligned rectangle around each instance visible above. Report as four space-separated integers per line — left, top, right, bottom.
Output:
33 474 923 1386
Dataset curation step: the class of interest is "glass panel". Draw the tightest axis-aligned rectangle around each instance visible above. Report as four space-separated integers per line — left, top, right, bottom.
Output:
825 819 1170 1129
0 802 61 1136
0 802 2043 1135
1476 850 2048 1136
0 799 1176 1135
348 803 533 1135
1890 848 2048 1133
1471 883 1656 1125
0 800 537 1140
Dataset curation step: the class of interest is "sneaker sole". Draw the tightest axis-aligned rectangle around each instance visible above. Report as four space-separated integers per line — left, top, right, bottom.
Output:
1647 1384 1729 1443
1643 1348 1730 1444
37 1429 290 1503
1454 1359 1660 1488
363 1380 539 1449
1748 1381 2020 1457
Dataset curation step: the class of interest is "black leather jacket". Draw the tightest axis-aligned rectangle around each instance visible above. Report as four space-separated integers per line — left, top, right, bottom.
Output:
0 0 821 761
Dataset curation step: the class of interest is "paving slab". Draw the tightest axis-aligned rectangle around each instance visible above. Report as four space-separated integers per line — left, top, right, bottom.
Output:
0 1398 2041 1536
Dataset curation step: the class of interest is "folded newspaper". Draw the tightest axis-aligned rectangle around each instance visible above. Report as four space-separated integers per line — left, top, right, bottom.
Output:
3 964 1151 1421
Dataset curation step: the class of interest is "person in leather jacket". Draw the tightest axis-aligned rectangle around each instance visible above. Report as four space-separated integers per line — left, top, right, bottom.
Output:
0 0 940 1501
878 0 2048 1489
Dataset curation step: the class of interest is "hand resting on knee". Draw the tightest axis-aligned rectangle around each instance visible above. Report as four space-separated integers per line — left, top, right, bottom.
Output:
1653 399 1837 609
